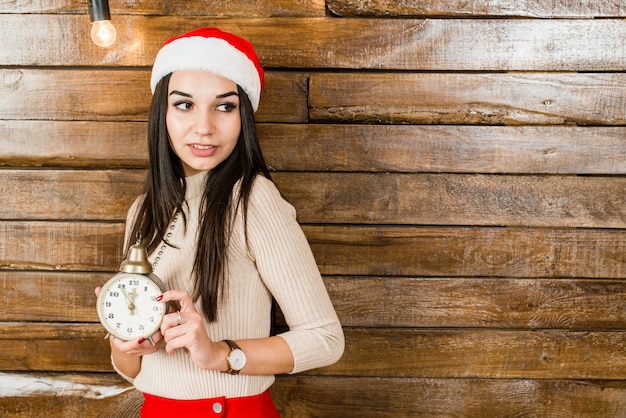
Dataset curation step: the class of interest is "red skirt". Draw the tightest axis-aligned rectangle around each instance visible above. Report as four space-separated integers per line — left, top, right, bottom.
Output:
141 389 280 417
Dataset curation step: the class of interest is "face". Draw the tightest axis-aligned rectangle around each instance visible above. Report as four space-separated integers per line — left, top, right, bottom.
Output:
166 70 241 176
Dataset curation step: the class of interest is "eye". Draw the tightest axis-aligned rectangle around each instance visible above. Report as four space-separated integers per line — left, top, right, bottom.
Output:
216 102 237 112
173 100 192 111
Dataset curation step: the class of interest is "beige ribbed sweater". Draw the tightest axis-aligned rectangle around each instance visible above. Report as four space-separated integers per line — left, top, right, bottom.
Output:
114 172 344 399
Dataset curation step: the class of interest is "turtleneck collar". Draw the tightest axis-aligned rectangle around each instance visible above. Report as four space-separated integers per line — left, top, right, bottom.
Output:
185 171 208 201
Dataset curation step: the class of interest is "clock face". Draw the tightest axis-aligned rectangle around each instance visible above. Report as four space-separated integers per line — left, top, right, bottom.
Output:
229 349 247 370
96 272 167 341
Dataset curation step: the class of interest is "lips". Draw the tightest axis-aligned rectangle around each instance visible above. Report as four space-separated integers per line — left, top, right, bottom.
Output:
188 143 218 157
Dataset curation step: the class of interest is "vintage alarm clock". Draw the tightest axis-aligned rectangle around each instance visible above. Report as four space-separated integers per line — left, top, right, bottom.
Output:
96 238 169 346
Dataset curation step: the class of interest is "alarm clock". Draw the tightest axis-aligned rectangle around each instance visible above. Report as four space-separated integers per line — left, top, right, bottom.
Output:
96 239 169 345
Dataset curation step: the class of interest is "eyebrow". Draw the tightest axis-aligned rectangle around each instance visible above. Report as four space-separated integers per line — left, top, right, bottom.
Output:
169 90 239 99
216 91 239 99
169 90 192 98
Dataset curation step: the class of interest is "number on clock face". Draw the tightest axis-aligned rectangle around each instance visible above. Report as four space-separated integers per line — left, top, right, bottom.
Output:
97 273 166 340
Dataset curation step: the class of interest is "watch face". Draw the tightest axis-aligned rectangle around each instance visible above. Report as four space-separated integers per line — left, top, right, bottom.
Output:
96 272 167 341
229 349 246 370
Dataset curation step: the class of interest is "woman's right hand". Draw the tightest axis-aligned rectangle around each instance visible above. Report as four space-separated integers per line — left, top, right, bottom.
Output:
110 332 164 356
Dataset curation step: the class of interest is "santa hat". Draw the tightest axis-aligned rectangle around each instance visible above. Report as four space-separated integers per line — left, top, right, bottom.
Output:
150 27 264 111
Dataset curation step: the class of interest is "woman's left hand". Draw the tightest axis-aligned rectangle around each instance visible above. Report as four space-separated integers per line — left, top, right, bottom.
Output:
158 289 226 371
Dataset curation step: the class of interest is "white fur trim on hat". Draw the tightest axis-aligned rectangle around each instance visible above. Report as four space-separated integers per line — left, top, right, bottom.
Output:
150 35 262 111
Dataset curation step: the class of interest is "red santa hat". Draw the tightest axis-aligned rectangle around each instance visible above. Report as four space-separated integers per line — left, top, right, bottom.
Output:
150 27 264 112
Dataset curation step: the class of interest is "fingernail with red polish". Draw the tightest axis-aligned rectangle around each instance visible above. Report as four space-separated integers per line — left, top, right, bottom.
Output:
138 337 146 344
156 295 163 301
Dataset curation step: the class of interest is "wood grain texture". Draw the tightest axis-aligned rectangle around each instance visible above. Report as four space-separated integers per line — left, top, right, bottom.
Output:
260 124 626 174
4 122 626 175
273 172 626 228
1 170 143 220
0 390 141 418
334 329 626 379
2 326 626 379
5 271 626 329
323 277 626 329
0 372 139 418
0 0 326 16
3 222 626 279
4 374 626 417
0 70 307 122
327 0 626 18
2 16 626 71
0 120 148 168
272 376 626 417
5 170 626 227
8 69 625 126
309 72 626 125
304 225 626 278
0 324 111 372
0 272 107 322
0 221 124 271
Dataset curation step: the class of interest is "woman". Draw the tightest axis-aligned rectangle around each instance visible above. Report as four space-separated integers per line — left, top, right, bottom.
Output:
102 27 344 416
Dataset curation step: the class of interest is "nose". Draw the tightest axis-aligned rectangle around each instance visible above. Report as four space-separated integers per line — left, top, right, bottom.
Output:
194 110 215 136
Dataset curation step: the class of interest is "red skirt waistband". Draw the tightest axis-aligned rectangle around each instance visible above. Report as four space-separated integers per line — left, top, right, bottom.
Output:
141 389 280 417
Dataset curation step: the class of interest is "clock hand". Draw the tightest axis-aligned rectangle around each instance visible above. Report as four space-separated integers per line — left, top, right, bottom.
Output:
120 287 130 303
120 287 136 315
127 288 137 315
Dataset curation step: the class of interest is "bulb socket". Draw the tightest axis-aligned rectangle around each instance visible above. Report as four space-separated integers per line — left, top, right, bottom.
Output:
88 0 111 22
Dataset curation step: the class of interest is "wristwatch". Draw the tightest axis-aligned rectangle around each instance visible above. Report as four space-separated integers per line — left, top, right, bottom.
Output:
223 339 246 375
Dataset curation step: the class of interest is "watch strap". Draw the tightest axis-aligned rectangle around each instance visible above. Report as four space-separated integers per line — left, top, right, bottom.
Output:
223 339 243 375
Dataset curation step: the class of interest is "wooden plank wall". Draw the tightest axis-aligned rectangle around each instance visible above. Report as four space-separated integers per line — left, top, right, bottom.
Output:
2 0 626 416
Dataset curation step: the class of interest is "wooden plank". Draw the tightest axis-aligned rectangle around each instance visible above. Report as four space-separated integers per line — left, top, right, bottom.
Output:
0 70 307 122
259 124 626 174
6 170 626 228
6 70 624 126
2 373 626 417
0 120 148 168
0 324 111 372
323 277 626 329
3 222 626 278
326 329 626 379
0 221 124 272
327 0 626 18
0 0 326 16
273 172 626 228
0 372 140 418
2 325 626 379
6 271 626 329
0 69 149 121
258 72 308 123
2 16 626 71
4 122 626 175
0 272 106 322
0 170 143 221
309 72 626 125
272 376 626 417
304 225 626 278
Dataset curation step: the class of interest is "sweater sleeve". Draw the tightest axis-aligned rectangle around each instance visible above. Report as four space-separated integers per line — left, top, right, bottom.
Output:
244 176 345 374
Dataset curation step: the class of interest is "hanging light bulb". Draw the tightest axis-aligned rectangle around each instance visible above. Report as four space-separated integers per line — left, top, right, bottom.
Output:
88 0 117 48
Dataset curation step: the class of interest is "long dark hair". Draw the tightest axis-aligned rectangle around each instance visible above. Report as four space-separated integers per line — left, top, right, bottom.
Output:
128 73 271 322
